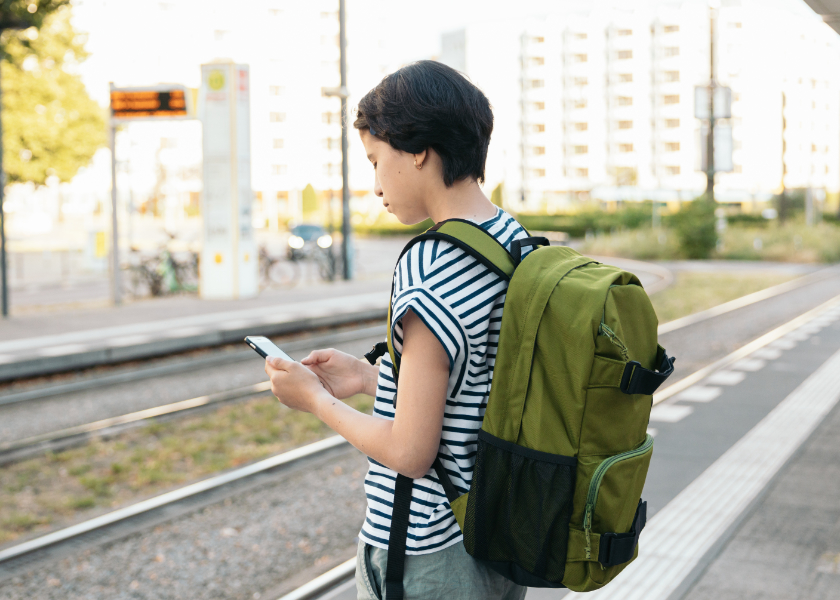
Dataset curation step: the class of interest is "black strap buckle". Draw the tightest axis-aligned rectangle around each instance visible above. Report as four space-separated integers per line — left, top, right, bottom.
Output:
510 236 550 265
620 348 675 395
364 341 388 365
598 499 647 567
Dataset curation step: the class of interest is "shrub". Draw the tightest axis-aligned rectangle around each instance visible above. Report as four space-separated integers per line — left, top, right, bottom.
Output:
671 197 717 259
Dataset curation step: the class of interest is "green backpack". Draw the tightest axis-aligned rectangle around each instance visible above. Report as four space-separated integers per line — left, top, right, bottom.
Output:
369 219 675 597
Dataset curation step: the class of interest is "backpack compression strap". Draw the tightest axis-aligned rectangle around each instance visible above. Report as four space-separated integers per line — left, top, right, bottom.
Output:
620 345 676 395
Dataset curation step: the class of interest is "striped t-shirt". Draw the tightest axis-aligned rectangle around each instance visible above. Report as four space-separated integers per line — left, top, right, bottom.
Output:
358 208 532 555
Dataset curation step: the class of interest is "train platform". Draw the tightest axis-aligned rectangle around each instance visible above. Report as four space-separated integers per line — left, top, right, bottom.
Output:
0 278 391 382
314 297 840 600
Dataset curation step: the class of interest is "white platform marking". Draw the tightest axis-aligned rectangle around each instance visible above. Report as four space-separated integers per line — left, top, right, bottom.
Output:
705 371 746 386
568 347 840 600
38 344 89 357
788 330 812 341
674 386 722 403
770 338 797 350
751 347 783 360
164 326 209 338
649 404 694 423
107 335 152 347
730 358 766 372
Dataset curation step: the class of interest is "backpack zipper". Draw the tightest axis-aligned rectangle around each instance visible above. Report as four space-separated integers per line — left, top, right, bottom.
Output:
582 434 654 560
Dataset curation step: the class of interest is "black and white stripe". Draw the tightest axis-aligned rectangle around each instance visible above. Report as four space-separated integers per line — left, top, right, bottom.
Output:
359 208 531 555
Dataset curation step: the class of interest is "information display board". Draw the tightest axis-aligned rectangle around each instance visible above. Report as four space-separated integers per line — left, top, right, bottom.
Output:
110 85 194 120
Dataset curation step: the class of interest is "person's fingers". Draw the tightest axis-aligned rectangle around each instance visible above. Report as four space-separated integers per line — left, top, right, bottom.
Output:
266 356 293 370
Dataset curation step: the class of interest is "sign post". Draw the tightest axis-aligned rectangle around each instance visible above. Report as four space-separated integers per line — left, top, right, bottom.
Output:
197 62 257 299
109 83 195 305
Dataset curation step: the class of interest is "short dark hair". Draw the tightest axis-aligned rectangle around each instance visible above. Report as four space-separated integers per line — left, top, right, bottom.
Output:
354 60 493 187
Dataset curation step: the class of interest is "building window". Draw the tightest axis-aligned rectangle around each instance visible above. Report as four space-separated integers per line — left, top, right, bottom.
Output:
532 101 545 110
273 139 284 149
531 36 545 43
665 142 680 152
664 25 679 33
575 167 589 177
272 165 287 175
322 112 340 124
531 123 546 133
532 146 546 155
663 95 680 105
619 73 633 83
530 56 545 66
618 120 633 129
618 96 633 106
617 50 633 60
269 85 284 96
730 22 742 29
619 143 634 153
665 118 680 128
324 138 341 150
531 168 546 177
324 163 341 176
574 122 588 131
320 34 340 46
574 99 587 109
270 112 286 122
574 32 587 40
574 145 588 154
574 53 588 63
664 71 679 82
665 165 680 175
664 47 679 57
574 76 588 86
618 29 632 36
529 79 545 89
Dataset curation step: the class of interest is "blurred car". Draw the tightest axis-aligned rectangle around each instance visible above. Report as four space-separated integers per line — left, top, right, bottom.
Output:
287 224 333 261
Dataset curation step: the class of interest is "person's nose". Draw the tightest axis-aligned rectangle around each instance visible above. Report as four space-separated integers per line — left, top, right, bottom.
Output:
374 174 383 197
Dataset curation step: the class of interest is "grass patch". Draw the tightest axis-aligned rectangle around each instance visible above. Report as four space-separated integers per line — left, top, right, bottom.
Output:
0 393 374 545
650 271 796 323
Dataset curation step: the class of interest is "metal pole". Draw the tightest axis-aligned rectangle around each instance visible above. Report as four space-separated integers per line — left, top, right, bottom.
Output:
110 121 122 305
0 64 8 318
705 5 716 201
338 0 353 280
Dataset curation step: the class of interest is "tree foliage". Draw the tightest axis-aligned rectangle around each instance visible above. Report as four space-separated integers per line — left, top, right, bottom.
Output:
1 3 106 185
490 182 504 208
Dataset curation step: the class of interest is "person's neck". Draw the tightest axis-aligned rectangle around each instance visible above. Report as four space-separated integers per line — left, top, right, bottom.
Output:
425 180 497 224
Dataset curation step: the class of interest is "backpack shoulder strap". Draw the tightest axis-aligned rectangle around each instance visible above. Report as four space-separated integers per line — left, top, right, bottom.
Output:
385 219 519 386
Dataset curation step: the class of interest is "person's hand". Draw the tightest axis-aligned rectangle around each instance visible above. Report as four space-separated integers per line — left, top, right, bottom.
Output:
265 356 328 414
300 348 369 399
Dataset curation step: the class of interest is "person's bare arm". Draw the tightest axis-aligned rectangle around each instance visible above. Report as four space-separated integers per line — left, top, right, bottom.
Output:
266 309 449 478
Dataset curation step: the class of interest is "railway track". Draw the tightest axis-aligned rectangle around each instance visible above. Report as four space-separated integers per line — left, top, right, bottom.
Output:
2 265 836 465
2 284 839 599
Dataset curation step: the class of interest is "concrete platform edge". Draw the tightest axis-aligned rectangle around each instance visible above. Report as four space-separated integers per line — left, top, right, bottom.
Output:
0 308 387 382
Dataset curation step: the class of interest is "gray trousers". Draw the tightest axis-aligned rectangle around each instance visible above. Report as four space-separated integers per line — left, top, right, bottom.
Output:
355 539 528 600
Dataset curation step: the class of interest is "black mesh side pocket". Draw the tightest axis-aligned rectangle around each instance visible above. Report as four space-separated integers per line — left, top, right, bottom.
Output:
463 430 576 587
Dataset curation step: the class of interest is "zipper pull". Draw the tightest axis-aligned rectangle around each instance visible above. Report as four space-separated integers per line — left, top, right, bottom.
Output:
583 505 593 560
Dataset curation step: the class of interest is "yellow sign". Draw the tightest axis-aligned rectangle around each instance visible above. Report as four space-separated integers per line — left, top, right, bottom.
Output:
208 70 225 91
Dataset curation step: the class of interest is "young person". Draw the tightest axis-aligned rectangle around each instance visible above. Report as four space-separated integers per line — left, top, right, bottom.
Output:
264 60 531 599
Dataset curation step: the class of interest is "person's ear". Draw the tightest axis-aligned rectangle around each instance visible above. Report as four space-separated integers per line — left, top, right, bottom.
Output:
413 149 428 171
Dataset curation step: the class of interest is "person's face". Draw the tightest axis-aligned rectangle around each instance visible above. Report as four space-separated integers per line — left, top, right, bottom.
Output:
359 129 429 225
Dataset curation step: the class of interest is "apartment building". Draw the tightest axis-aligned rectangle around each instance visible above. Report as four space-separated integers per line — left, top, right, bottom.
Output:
441 0 840 211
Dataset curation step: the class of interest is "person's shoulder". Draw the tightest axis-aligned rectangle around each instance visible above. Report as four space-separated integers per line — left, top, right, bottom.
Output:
395 235 466 288
481 209 529 248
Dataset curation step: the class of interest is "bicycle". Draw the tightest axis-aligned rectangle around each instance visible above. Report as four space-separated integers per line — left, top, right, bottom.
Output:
259 246 301 289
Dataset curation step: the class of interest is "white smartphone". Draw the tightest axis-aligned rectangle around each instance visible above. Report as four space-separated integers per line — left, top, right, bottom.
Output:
244 336 295 362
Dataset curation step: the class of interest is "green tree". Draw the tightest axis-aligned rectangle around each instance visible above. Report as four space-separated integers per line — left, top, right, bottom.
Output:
671 195 717 259
490 182 504 208
1 3 105 184
301 183 318 217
